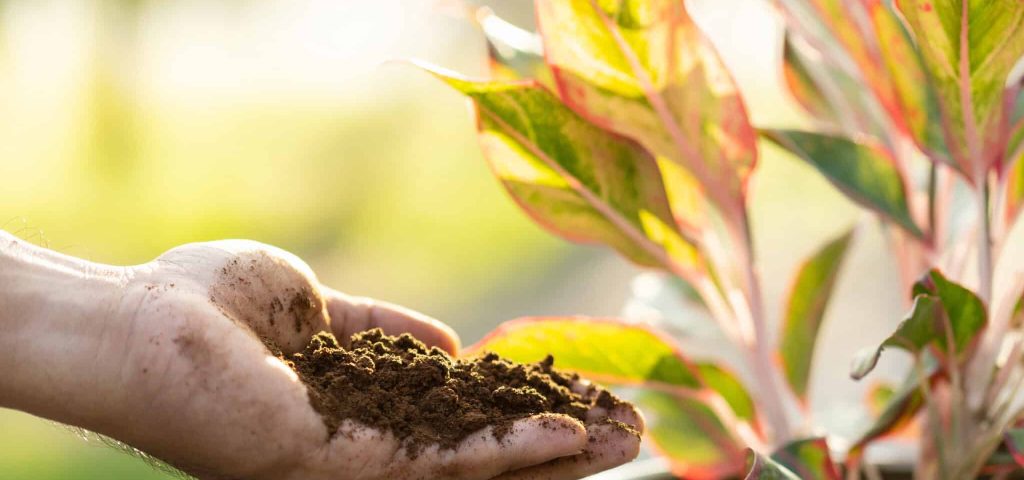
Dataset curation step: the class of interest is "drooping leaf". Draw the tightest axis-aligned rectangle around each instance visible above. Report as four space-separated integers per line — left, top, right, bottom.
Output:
847 356 936 462
466 317 703 388
867 0 949 161
912 269 988 353
782 33 837 122
771 437 841 480
852 270 985 379
639 391 745 480
1005 427 1024 467
536 0 756 219
764 130 923 238
695 362 757 425
421 65 705 278
779 229 855 401
896 0 1024 179
850 295 942 379
743 449 800 480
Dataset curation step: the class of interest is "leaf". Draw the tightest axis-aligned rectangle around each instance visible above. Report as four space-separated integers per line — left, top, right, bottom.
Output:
847 357 936 461
466 317 704 388
471 316 753 479
804 0 906 131
764 130 923 238
782 33 836 122
778 229 855 401
851 270 985 379
850 295 941 379
896 0 1024 179
1004 150 1024 227
695 362 757 425
536 0 756 219
865 381 898 418
867 0 950 161
743 449 800 480
1005 427 1024 467
420 65 705 278
771 438 841 480
639 391 745 480
475 8 552 86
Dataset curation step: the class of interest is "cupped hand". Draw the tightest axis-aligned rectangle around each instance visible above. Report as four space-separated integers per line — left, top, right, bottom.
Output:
103 240 641 480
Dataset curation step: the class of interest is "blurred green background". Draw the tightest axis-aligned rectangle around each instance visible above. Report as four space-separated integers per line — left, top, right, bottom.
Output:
0 0 912 478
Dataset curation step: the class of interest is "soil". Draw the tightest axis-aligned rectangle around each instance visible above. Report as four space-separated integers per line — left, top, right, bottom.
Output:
274 329 630 456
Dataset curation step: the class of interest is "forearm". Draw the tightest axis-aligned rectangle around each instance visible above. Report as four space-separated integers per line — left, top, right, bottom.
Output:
0 230 131 427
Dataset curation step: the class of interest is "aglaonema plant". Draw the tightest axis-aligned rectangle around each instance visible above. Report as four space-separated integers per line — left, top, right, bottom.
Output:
419 0 1024 478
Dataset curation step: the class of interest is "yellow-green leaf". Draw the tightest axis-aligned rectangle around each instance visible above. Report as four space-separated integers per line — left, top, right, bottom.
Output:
771 438 840 480
639 391 746 480
536 0 756 219
764 130 923 238
695 362 757 425
421 65 704 277
466 317 704 389
779 229 855 401
896 0 1024 179
868 0 950 162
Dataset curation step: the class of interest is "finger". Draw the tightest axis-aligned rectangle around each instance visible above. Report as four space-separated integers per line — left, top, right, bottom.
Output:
490 421 641 480
421 414 587 480
322 286 460 354
571 379 645 434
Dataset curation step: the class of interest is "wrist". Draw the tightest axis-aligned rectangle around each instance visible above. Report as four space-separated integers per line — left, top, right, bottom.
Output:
0 231 131 425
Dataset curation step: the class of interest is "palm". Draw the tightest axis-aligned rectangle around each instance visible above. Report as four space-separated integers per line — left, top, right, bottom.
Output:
101 240 641 480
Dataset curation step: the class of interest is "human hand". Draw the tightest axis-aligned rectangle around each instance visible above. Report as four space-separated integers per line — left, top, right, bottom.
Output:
0 236 642 480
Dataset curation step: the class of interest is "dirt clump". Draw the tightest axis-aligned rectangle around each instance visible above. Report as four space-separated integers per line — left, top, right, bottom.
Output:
275 329 627 456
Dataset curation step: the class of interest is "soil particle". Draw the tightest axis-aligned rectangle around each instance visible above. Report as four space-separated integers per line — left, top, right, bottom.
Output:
276 329 627 457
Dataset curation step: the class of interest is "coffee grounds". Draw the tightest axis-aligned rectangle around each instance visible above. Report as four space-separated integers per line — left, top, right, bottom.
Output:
276 329 627 456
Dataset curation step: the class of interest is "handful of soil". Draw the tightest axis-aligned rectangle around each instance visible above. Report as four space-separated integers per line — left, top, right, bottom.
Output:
275 329 627 456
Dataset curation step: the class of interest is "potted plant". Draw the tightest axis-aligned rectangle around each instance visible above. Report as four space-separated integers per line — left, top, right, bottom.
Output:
416 0 1024 478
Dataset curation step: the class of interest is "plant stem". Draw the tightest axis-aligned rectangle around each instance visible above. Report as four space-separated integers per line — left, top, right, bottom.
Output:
734 208 793 445
979 178 993 305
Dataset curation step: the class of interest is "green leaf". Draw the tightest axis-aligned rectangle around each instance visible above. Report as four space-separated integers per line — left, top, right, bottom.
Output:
852 271 985 379
779 229 855 401
764 130 923 238
850 295 942 379
911 269 988 353
536 0 756 218
847 357 936 461
1004 427 1024 467
743 449 800 480
638 391 745 480
696 362 757 425
466 317 704 389
771 438 841 480
420 65 705 278
896 0 1024 179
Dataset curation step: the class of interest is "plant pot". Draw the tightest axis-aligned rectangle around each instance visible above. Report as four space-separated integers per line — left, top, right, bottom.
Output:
589 459 916 479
